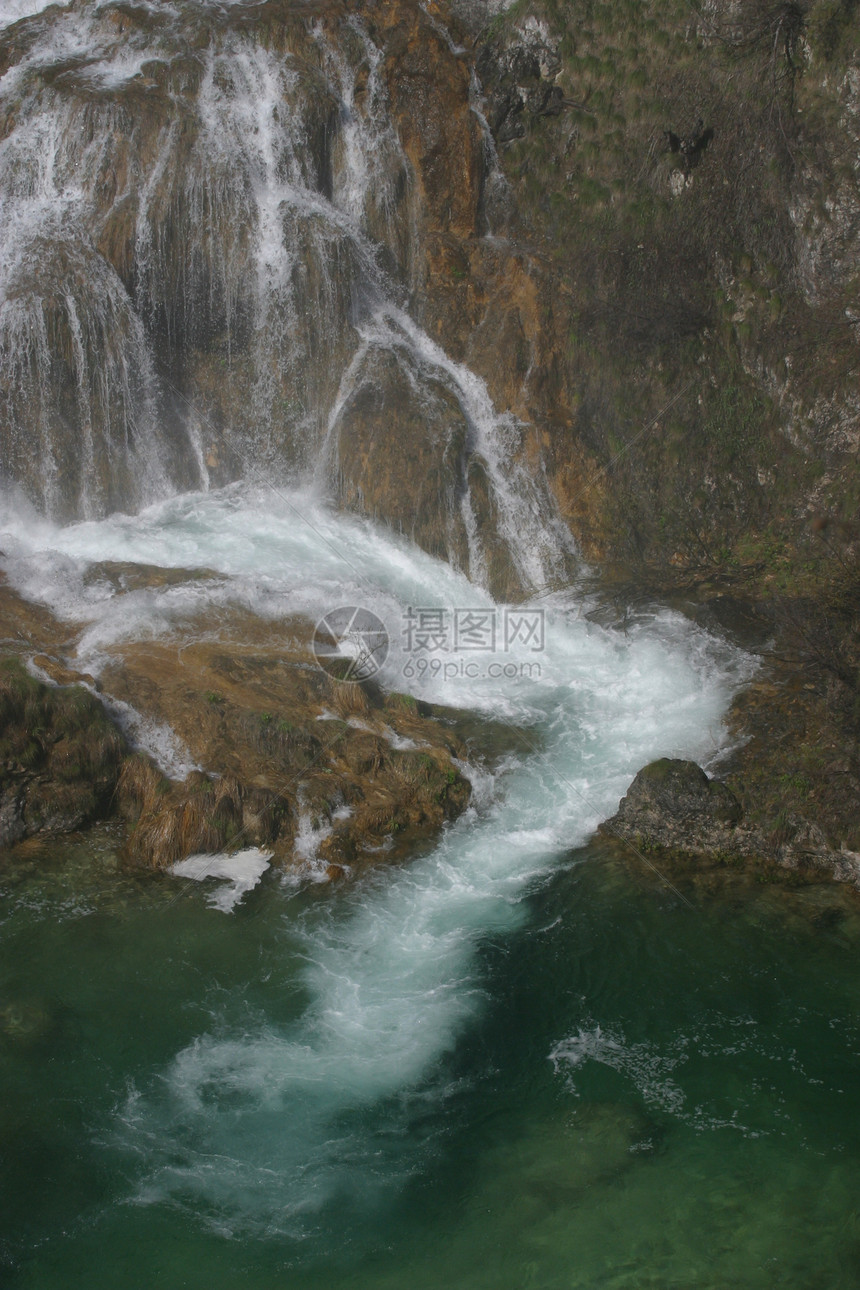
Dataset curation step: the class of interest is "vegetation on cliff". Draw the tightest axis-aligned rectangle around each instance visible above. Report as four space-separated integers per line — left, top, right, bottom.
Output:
0 657 124 846
454 0 860 872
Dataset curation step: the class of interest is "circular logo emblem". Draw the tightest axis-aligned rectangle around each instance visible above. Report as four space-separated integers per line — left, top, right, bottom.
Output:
312 606 389 683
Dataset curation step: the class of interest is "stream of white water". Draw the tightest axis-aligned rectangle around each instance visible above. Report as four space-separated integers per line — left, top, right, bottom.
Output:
2 8 860 1287
0 482 755 1236
0 0 765 1255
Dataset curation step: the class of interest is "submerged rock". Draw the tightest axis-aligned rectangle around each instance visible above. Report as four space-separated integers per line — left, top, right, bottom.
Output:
463 1100 658 1234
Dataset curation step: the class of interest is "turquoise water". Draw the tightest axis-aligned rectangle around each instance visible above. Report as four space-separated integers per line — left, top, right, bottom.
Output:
2 828 859 1289
3 2 857 1278
1 487 858 1288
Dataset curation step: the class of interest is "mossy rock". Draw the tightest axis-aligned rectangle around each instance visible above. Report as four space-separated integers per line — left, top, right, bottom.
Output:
0 660 128 848
622 758 742 825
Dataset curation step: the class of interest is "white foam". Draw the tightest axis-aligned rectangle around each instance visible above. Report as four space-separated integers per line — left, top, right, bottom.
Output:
171 848 272 913
87 487 754 1230
550 1023 687 1116
100 694 202 781
550 1020 764 1135
292 804 333 878
0 0 70 31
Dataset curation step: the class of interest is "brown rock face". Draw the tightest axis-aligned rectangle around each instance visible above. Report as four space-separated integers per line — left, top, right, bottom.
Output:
328 347 472 570
100 608 472 872
372 0 481 241
0 574 473 876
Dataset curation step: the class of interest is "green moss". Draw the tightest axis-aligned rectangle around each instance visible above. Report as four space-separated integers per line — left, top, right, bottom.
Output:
702 382 768 466
806 0 859 61
386 692 418 715
638 758 676 783
18 739 46 771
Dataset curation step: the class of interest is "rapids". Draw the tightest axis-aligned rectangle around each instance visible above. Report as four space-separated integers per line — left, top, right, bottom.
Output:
2 5 858 1289
0 0 567 593
0 480 755 1238
1 488 858 1288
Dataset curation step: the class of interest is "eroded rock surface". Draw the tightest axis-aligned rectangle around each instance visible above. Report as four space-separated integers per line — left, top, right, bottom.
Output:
601 757 860 891
608 758 742 838
0 656 125 847
0 0 573 600
101 610 471 874
0 578 473 878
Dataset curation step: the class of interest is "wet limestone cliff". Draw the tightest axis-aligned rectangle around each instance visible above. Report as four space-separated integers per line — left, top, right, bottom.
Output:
0 0 575 598
0 0 859 881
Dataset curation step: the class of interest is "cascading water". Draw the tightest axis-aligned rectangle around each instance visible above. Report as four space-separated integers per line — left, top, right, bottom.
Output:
5 6 846 1289
0 0 566 592
322 302 576 593
0 480 756 1242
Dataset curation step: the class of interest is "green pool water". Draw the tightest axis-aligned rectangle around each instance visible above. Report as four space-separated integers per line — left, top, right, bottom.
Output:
1 827 858 1290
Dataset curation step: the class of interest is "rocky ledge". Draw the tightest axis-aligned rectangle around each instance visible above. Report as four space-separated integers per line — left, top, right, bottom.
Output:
0 573 474 880
0 658 124 848
601 758 860 891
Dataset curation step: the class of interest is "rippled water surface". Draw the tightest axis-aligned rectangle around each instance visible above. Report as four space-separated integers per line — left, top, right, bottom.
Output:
0 490 857 1289
2 827 859 1290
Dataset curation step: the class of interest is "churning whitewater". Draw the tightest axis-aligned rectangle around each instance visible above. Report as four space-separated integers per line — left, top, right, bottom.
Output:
0 0 754 1244
0 0 573 597
0 483 754 1236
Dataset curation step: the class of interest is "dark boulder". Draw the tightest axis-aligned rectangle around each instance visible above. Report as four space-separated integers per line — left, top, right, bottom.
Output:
618 758 741 826
600 758 742 855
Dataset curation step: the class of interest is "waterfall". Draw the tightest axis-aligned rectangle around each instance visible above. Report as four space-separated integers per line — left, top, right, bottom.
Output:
0 0 572 597
322 303 576 594
0 4 768 1262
